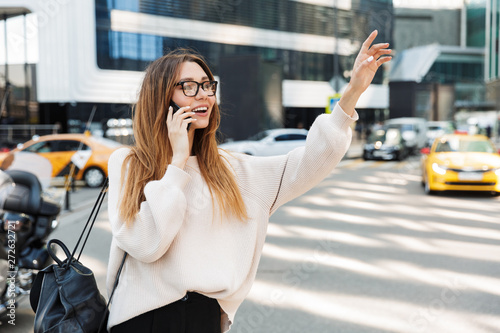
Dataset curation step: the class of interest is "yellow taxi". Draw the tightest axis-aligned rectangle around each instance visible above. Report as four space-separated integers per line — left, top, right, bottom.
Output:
0 133 124 187
421 134 500 195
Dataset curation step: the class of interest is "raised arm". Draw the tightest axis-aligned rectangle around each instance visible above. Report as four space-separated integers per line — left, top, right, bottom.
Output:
266 31 391 213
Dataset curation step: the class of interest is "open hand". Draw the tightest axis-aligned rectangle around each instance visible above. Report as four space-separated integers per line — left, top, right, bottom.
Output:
339 30 392 115
350 30 392 94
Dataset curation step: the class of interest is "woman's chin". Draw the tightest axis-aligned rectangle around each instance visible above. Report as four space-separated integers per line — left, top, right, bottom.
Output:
192 122 209 130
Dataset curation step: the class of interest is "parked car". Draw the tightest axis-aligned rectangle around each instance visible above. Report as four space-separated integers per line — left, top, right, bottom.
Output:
0 141 17 152
420 134 500 195
384 117 427 153
363 127 410 161
0 133 124 187
218 128 308 156
425 121 455 147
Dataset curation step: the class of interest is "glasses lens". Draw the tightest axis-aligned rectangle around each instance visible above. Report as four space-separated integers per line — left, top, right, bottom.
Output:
182 82 198 96
202 81 217 96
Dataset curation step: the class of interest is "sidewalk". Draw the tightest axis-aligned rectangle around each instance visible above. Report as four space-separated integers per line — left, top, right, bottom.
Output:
43 182 101 220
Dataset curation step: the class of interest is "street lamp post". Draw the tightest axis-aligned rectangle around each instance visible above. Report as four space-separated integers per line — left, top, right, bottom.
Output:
333 0 339 93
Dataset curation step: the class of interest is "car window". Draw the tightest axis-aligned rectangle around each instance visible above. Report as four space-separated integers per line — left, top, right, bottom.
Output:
288 134 307 140
368 129 386 143
248 131 270 141
275 134 307 141
274 134 290 141
399 124 413 132
55 140 88 152
91 137 123 148
435 138 495 153
463 141 495 153
24 141 54 153
385 128 402 145
435 141 453 152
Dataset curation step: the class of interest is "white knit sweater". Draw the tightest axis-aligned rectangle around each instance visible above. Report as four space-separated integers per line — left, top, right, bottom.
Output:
106 104 357 331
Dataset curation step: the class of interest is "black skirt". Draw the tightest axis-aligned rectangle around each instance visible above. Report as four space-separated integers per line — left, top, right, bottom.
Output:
110 292 221 333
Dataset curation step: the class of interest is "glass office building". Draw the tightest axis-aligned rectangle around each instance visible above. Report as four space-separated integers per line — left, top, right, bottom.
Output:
0 0 393 140
95 0 394 133
96 0 392 81
466 0 487 47
485 0 500 135
389 0 489 121
486 0 499 83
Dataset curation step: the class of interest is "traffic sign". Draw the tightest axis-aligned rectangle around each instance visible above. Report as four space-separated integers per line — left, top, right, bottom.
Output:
325 93 342 114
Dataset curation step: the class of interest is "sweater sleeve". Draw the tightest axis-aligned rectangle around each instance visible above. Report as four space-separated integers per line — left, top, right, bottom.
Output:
107 148 191 263
268 103 358 214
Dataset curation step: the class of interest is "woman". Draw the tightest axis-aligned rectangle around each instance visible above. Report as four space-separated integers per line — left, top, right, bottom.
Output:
106 30 391 332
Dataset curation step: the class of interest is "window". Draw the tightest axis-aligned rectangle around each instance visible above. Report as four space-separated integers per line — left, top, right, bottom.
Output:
435 139 495 153
275 134 306 141
56 140 88 152
288 134 307 140
25 142 53 153
95 0 392 84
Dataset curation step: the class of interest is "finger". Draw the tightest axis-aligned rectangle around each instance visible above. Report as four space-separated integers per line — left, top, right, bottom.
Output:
172 106 191 123
166 106 173 124
369 43 390 53
372 48 392 59
180 112 195 120
184 117 197 131
361 30 378 53
376 56 392 67
173 106 191 115
185 117 197 125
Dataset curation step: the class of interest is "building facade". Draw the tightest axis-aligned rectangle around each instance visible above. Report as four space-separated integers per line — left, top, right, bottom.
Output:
389 0 489 122
486 0 500 112
0 0 394 141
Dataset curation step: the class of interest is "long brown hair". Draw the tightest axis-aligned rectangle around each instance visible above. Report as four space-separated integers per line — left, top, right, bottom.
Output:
119 49 247 225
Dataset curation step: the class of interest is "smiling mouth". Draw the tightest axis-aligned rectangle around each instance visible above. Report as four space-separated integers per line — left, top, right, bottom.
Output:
192 106 208 113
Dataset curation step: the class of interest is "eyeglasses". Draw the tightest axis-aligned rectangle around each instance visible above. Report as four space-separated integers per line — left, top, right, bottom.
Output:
176 80 218 97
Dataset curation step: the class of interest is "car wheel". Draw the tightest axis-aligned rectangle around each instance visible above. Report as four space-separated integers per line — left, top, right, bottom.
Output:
84 167 105 188
424 178 435 195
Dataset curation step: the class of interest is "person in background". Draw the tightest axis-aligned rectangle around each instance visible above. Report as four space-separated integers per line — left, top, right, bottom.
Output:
106 30 391 333
486 125 492 138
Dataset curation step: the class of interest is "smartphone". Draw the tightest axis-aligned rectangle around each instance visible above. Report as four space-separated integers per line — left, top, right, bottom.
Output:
170 101 191 131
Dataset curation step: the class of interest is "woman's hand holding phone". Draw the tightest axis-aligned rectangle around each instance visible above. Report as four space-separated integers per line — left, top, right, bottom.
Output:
170 102 192 131
167 102 196 169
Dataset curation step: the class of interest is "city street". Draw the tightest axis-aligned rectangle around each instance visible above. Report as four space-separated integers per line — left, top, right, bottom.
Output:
4 156 500 332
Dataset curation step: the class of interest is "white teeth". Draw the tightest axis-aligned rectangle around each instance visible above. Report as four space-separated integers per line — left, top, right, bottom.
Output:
192 107 208 112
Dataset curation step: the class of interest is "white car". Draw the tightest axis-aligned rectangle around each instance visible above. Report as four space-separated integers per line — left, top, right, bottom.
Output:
425 121 455 147
218 128 308 156
384 117 427 153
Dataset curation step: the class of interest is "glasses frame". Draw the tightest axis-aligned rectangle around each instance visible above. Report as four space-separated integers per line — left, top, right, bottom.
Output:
176 80 218 97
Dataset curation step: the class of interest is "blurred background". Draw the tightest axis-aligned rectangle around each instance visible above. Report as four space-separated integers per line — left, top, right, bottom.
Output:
0 0 497 145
